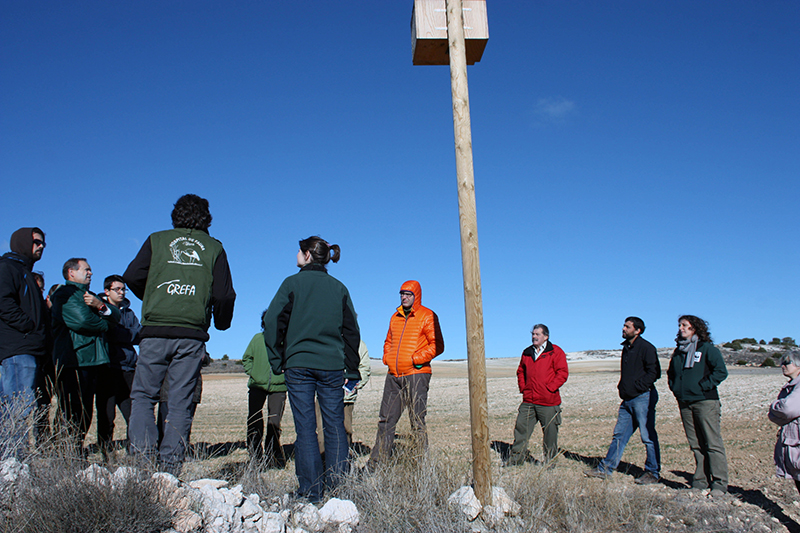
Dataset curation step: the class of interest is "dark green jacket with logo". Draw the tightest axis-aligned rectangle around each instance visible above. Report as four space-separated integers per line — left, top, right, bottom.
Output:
124 228 236 341
51 281 121 368
667 341 728 402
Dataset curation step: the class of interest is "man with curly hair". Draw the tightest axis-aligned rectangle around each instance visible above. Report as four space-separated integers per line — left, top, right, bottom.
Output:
124 194 236 474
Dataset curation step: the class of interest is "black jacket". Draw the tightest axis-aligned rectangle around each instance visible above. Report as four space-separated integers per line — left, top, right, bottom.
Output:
0 252 46 362
617 335 660 400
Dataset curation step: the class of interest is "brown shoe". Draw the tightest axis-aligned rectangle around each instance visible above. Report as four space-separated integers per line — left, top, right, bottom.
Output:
635 472 659 485
584 467 610 479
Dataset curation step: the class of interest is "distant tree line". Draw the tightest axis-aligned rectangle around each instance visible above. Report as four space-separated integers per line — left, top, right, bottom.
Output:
723 337 797 351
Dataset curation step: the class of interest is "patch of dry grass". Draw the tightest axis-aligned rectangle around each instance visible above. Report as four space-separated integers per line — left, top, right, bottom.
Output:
7 360 796 532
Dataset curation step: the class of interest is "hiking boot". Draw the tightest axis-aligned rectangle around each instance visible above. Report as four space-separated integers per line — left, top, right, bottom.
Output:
584 467 610 479
635 472 659 485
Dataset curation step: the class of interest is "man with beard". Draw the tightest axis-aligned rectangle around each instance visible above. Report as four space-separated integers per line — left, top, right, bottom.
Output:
585 316 661 484
0 227 47 458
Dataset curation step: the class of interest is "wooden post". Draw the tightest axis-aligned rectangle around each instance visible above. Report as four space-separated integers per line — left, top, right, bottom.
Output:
445 0 492 507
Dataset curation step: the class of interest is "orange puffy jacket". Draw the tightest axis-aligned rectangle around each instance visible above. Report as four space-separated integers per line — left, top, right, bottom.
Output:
383 280 444 376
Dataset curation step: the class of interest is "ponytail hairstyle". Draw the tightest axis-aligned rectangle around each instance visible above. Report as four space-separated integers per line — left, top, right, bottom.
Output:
299 236 340 265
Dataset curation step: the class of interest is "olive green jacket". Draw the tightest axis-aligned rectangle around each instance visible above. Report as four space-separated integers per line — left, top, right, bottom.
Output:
242 332 286 392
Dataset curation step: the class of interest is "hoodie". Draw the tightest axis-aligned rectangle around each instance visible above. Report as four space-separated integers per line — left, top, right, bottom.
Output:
0 228 46 362
382 280 444 377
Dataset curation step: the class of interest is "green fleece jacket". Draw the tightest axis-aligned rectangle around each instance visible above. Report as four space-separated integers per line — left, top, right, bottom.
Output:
242 332 286 392
263 264 360 379
52 281 121 368
667 341 728 402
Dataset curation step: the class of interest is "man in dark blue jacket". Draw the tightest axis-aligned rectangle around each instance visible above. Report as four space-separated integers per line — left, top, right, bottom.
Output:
97 274 141 458
586 317 661 484
0 227 47 458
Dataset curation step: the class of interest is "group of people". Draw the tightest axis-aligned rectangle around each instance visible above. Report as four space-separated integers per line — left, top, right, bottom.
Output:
2 195 799 504
0 194 235 477
252 239 445 503
0 194 446 505
509 315 800 499
505 315 729 494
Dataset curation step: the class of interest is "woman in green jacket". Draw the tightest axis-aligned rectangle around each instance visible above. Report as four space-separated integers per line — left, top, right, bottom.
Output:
243 313 287 467
667 315 729 495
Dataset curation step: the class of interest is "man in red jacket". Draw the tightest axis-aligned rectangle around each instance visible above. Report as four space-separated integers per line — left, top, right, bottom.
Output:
507 324 568 466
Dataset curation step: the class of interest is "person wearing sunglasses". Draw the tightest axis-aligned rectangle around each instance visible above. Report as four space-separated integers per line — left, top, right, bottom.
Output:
0 227 48 459
769 350 800 496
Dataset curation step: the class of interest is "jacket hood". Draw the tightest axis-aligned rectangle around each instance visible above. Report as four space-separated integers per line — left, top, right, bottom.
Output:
400 280 422 312
9 227 40 263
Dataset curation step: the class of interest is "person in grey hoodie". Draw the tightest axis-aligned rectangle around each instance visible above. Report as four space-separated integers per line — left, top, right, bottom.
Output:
769 350 800 496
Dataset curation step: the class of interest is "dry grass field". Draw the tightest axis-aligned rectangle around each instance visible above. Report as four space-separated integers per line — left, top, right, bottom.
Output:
87 358 800 531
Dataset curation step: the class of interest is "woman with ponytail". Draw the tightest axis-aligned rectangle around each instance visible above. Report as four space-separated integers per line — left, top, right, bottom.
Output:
262 236 361 504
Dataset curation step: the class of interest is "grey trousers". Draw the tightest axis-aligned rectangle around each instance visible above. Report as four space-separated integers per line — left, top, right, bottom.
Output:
508 403 562 464
370 373 431 462
129 338 206 475
679 399 728 491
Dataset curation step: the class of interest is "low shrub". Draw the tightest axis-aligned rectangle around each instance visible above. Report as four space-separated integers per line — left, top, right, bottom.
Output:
736 360 748 366
1 453 171 533
723 341 743 350
761 357 776 367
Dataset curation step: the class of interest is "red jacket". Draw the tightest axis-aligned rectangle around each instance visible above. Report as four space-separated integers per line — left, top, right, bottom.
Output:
383 280 444 377
516 341 568 406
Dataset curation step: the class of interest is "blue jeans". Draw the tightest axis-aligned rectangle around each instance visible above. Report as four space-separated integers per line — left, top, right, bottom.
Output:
0 354 38 459
599 388 661 476
285 368 349 502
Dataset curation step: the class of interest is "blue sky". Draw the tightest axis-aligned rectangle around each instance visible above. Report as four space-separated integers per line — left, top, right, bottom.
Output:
2 1 798 360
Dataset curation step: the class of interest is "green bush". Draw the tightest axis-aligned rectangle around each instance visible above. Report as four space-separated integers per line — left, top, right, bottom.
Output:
740 337 758 345
723 341 743 350
736 360 748 366
783 337 798 347
761 357 777 367
760 339 766 345
755 347 767 353
770 338 783 345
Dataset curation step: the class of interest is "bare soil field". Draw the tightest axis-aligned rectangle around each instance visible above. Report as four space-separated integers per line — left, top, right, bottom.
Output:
100 359 800 531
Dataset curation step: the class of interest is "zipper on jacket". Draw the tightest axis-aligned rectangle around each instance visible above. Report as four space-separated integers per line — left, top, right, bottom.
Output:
395 312 409 375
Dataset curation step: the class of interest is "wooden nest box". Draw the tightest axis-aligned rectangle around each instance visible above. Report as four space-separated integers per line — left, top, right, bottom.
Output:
412 0 488 65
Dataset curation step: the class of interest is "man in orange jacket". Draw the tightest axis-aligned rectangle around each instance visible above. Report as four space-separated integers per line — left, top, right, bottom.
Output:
368 280 444 466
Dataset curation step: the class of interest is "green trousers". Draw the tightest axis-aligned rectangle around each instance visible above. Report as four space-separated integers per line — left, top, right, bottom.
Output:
508 402 561 465
678 399 728 492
